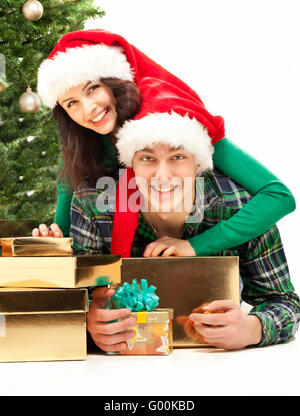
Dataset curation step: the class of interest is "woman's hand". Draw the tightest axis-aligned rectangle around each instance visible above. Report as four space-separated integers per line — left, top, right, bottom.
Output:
189 299 262 350
143 236 196 257
32 223 64 237
87 287 137 353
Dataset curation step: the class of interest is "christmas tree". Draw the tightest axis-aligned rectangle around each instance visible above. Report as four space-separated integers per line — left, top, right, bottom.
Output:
0 0 104 225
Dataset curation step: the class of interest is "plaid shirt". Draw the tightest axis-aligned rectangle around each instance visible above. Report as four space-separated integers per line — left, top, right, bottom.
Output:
70 169 300 347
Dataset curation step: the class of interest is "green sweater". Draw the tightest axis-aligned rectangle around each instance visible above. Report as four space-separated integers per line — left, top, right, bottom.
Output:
54 136 296 256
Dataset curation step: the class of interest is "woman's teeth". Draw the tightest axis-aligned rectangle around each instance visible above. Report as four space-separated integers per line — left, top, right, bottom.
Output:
91 108 108 123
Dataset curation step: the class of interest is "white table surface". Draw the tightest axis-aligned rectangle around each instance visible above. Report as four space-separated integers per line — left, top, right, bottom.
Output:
0 335 299 397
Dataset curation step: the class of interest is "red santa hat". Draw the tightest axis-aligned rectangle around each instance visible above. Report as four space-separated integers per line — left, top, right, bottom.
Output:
116 77 224 171
111 77 224 258
37 28 205 109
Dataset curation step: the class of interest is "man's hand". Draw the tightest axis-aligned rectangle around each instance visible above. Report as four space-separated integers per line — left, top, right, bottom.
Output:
189 299 262 350
87 287 136 353
32 223 63 237
143 236 196 257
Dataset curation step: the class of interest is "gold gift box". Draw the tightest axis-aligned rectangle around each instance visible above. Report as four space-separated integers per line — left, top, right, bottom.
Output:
0 287 88 362
119 308 173 356
0 254 121 288
1 237 73 257
121 257 240 348
0 220 39 238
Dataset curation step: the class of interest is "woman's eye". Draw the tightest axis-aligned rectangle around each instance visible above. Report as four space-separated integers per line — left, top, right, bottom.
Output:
172 155 185 160
67 100 77 108
88 84 100 93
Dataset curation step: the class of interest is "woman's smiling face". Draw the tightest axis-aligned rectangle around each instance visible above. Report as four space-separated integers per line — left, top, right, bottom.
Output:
57 81 118 135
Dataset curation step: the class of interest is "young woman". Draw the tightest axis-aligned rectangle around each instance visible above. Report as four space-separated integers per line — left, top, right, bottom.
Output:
52 77 141 232
33 29 295 260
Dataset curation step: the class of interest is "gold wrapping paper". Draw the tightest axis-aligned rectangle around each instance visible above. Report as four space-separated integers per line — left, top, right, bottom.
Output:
1 237 73 257
0 287 88 362
121 257 240 348
119 308 173 355
0 220 39 238
0 254 122 288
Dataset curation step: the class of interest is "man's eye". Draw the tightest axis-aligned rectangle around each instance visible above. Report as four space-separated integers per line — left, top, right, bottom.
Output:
173 155 185 160
141 156 153 162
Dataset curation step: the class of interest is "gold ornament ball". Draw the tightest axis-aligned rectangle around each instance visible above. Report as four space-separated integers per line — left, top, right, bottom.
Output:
18 87 41 113
22 0 44 22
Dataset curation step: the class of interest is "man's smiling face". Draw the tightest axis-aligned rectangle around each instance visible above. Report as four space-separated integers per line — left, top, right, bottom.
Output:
132 143 198 212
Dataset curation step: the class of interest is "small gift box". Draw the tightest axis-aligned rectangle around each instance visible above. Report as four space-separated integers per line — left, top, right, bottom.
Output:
113 279 173 355
1 237 73 256
121 309 173 355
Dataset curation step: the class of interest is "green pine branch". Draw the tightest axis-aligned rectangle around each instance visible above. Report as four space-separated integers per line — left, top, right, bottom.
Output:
0 0 105 223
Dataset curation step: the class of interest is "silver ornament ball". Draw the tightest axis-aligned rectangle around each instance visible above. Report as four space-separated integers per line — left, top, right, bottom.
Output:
22 0 44 22
18 87 41 113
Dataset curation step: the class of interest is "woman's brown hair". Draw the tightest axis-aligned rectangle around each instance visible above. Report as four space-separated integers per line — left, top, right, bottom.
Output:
53 78 142 190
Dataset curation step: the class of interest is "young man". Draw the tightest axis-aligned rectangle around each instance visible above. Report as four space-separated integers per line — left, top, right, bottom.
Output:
70 80 300 353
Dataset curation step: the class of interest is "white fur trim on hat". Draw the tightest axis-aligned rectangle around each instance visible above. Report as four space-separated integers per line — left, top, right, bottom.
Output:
116 112 214 173
37 44 134 108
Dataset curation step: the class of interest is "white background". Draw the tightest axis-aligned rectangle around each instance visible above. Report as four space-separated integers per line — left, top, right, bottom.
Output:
0 339 299 396
86 0 300 293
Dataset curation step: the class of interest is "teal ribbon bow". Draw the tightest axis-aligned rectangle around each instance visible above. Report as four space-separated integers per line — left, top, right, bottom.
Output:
112 278 159 312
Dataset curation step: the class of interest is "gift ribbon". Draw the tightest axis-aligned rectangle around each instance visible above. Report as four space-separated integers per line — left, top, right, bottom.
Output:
112 278 159 312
